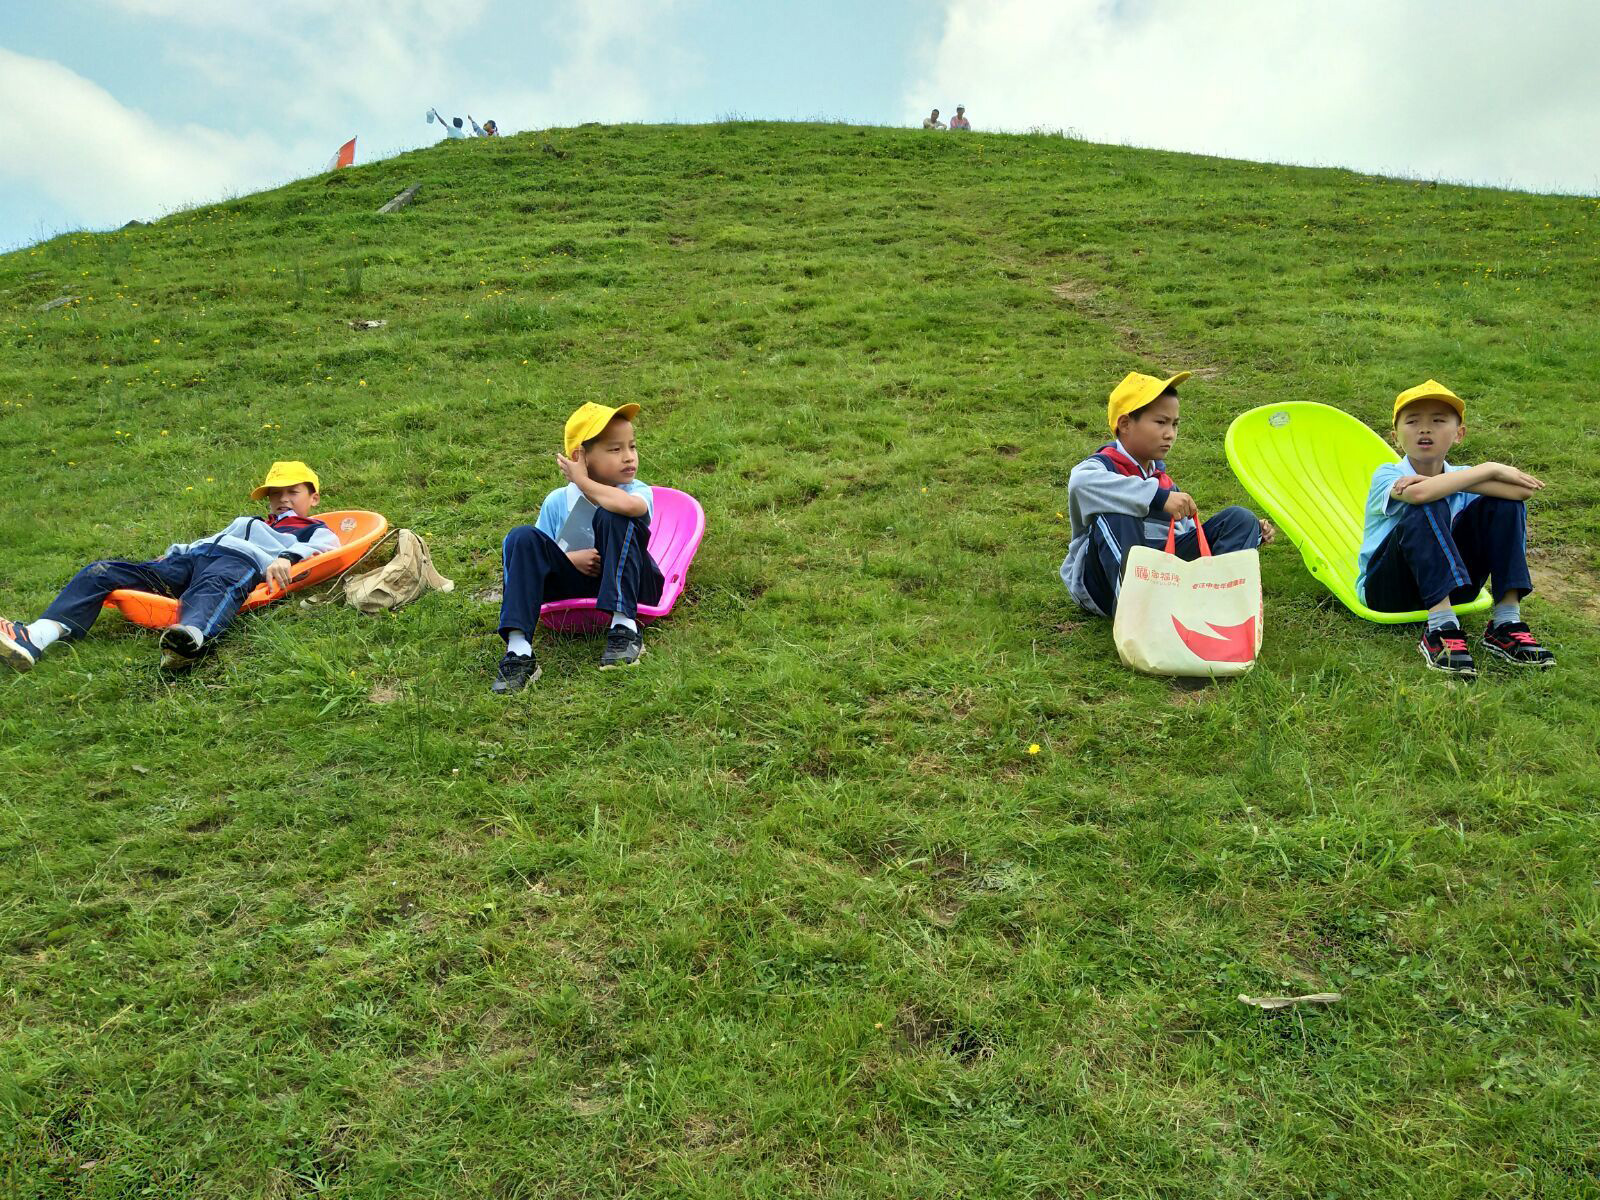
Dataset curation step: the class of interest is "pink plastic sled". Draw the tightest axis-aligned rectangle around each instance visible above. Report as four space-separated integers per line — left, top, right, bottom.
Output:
539 486 706 632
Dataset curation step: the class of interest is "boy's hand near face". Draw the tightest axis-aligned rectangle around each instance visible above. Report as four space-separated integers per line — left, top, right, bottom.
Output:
567 549 601 577
555 450 589 486
265 556 293 594
555 436 650 518
1258 518 1276 546
1163 491 1198 520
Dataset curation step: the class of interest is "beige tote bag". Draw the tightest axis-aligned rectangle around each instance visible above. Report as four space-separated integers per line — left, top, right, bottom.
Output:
1112 518 1262 678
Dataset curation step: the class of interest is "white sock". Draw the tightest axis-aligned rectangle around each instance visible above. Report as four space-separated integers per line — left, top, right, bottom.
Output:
610 616 637 634
26 619 66 651
1426 609 1457 634
505 630 533 657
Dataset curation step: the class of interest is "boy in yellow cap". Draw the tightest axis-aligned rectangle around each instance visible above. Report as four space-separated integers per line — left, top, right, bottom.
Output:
493 402 664 691
0 460 338 673
1356 380 1551 677
1059 371 1274 619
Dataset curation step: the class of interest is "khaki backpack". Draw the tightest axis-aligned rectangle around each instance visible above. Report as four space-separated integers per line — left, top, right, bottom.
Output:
340 528 455 614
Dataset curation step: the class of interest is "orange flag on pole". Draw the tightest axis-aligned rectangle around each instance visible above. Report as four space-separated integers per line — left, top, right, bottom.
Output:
325 137 356 172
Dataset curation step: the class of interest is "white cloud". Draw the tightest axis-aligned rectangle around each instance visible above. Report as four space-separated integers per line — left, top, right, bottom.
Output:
89 0 496 131
500 0 696 128
0 47 283 230
910 0 1600 194
88 0 689 137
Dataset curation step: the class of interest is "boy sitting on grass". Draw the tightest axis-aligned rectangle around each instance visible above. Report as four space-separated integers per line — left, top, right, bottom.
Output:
1060 370 1275 619
493 402 664 693
1 460 339 673
1356 380 1552 678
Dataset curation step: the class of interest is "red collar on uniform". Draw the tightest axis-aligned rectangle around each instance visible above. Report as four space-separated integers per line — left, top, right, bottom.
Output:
267 513 324 532
1095 443 1174 490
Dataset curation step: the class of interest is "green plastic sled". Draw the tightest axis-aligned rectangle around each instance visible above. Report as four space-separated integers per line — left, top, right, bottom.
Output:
1224 401 1491 624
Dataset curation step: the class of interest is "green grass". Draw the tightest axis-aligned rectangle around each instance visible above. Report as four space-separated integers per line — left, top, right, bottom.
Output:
3 122 1599 1198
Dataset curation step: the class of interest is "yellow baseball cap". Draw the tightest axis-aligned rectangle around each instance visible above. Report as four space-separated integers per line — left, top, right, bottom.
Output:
250 460 321 499
1107 370 1190 434
564 401 641 457
1393 379 1464 424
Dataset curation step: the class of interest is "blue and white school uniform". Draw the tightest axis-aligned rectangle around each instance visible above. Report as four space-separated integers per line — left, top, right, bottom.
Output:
1059 440 1261 618
498 482 664 637
1357 459 1531 612
42 513 339 640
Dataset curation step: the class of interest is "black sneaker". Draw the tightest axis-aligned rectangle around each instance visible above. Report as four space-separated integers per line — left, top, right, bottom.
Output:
599 627 645 670
159 624 204 672
492 652 541 694
1481 621 1555 669
1419 623 1476 678
0 618 41 673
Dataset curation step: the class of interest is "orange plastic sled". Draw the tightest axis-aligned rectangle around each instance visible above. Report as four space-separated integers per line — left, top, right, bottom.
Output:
102 510 390 629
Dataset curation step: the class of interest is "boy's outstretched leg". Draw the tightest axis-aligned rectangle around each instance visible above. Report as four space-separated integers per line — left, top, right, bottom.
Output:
5 558 193 673
591 510 664 669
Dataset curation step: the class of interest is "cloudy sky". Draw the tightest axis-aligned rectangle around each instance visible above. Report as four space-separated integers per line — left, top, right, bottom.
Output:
3 0 1597 251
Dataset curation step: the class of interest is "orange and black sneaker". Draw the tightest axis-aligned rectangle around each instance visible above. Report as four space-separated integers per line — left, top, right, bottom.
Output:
1481 621 1555 669
0 618 41 673
1419 623 1476 679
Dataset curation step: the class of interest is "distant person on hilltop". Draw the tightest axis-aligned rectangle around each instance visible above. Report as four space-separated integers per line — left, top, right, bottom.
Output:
469 116 498 137
428 107 469 139
949 105 971 131
922 108 946 130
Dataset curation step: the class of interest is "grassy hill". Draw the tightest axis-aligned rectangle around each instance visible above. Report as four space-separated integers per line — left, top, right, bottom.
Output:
3 121 1598 1198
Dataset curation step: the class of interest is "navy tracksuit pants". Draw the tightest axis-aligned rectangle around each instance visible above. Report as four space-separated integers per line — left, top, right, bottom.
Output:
1362 495 1532 612
1083 505 1262 618
498 510 664 638
42 550 262 640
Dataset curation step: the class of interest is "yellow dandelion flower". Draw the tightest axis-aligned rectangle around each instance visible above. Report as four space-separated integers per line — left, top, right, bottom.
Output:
1027 743 1041 755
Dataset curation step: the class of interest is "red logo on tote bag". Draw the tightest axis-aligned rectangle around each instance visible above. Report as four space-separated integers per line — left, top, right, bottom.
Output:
1171 615 1256 663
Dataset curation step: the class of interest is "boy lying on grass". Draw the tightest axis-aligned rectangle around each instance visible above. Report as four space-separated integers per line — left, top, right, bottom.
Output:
1060 370 1275 619
1356 380 1553 678
1 460 338 673
493 402 664 693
